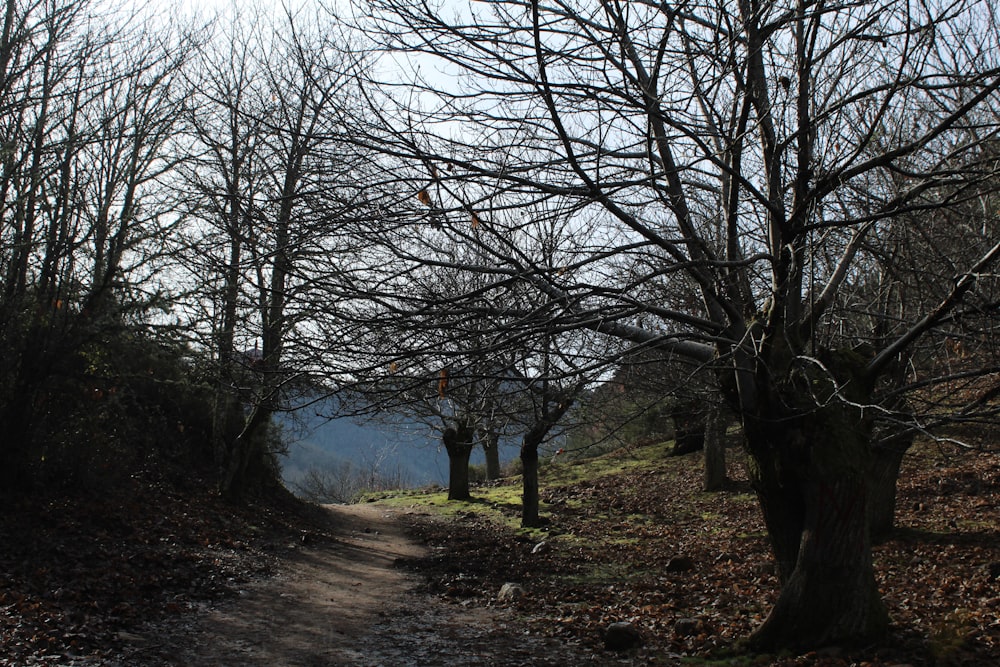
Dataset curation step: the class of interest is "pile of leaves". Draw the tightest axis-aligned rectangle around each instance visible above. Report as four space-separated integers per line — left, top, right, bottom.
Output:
400 443 1000 666
0 474 330 666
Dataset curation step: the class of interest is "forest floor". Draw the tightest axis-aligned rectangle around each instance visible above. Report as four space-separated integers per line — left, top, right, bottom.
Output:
116 503 601 666
1 440 999 666
0 479 600 666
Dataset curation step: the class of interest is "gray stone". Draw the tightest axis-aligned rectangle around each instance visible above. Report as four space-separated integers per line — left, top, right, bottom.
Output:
604 621 642 651
497 582 525 602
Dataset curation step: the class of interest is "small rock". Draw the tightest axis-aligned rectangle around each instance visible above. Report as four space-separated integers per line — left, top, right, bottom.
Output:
497 582 525 602
604 621 642 651
665 555 694 572
673 617 702 637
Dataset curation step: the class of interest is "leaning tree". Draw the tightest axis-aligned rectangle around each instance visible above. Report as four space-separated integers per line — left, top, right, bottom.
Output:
355 0 1000 650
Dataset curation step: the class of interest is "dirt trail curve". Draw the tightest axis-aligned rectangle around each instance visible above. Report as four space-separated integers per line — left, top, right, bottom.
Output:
123 504 599 667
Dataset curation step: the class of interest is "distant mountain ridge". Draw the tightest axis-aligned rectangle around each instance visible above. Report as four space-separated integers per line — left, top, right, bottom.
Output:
278 405 520 491
279 411 448 488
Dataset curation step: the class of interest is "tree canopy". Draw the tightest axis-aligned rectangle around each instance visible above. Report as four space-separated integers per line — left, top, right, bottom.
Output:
0 0 998 654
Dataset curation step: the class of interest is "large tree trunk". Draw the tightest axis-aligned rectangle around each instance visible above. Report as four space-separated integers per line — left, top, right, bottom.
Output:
444 423 475 501
521 436 541 527
702 401 728 492
868 432 914 543
742 364 889 651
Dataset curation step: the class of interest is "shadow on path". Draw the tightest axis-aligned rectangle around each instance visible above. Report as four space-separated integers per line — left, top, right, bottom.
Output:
121 504 604 666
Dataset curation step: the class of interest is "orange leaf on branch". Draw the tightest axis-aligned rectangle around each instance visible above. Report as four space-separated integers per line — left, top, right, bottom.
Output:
438 368 449 398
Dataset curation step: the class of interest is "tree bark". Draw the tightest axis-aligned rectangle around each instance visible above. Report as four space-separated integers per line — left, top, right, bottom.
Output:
520 396 574 527
748 455 888 651
520 436 541 527
868 431 914 543
742 356 889 650
702 401 728 492
482 426 501 480
444 423 475 501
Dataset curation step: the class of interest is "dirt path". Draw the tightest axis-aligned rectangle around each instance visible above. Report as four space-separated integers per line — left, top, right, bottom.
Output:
120 504 597 667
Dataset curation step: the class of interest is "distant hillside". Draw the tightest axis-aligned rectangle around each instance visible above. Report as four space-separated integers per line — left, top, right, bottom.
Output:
278 406 520 491
279 413 447 488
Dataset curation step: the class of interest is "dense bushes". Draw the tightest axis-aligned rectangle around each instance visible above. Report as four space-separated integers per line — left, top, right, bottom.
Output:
0 295 226 492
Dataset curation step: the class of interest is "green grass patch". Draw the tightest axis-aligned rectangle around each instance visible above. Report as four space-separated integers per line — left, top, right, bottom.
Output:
543 439 677 487
360 438 684 531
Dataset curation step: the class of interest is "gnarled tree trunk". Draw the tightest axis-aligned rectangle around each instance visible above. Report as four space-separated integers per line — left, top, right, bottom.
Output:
444 422 475 501
742 352 889 650
482 426 501 481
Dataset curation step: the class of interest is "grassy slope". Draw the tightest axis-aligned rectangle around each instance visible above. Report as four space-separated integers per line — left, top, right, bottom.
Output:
371 439 1000 666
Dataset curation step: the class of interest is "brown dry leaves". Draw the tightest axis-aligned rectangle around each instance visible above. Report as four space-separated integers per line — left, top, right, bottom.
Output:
0 480 324 666
402 444 1000 666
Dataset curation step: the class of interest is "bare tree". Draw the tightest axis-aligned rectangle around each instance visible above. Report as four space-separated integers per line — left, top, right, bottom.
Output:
333 232 524 501
354 0 1000 650
322 183 615 512
0 0 197 479
178 4 369 498
514 352 584 528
